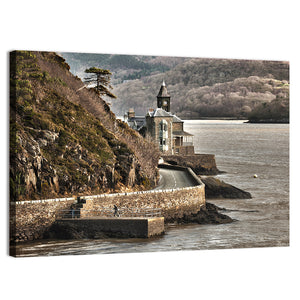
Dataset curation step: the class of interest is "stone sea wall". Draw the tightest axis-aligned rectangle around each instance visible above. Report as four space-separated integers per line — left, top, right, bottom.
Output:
162 154 219 175
10 197 76 244
81 183 205 222
10 167 205 244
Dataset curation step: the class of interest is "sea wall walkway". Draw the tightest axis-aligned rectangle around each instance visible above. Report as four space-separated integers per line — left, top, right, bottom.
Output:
10 166 205 244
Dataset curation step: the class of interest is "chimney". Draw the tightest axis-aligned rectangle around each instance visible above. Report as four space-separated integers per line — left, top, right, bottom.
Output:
128 108 135 119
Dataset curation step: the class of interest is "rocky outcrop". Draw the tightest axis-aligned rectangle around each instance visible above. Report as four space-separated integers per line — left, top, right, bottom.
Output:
200 176 252 199
12 127 144 200
167 202 233 224
10 51 160 201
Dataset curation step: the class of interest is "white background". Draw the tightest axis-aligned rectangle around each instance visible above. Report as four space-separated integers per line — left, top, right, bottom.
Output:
1 1 299 299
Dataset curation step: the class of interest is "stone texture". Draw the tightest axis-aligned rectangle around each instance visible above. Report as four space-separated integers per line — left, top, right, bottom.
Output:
10 198 76 245
81 184 205 222
10 167 205 246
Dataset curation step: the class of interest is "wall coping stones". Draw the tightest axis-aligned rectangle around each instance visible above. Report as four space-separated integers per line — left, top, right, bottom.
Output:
11 197 76 205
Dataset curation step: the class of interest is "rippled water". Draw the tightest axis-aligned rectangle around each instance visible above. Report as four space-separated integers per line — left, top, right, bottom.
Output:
14 120 289 257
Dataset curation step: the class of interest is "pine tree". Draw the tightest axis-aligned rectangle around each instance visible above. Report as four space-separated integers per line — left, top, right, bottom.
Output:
84 67 116 98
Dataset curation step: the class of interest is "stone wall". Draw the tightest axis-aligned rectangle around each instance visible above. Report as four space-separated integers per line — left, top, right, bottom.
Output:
175 145 195 155
173 122 183 131
81 179 205 222
10 197 76 244
10 167 205 245
146 115 173 154
162 154 219 175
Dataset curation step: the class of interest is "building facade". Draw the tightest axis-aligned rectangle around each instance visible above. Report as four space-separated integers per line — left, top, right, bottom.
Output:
126 81 194 155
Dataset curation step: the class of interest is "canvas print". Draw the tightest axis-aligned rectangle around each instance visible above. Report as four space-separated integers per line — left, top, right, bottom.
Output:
9 50 289 257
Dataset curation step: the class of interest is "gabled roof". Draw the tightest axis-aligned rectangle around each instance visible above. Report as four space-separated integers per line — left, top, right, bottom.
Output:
127 116 146 130
147 108 173 118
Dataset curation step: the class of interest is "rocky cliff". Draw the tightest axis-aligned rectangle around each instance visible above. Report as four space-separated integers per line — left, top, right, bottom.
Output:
10 51 160 201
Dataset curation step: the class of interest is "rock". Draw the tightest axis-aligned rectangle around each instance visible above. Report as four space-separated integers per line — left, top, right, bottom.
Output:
168 202 233 224
200 176 252 199
42 130 59 142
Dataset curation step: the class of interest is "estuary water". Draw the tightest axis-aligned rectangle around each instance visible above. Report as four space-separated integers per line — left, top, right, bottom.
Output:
14 120 289 257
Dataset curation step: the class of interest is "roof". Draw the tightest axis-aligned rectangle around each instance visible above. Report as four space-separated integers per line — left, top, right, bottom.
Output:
157 81 170 98
173 130 194 137
147 109 184 124
172 114 183 123
147 108 173 118
127 116 145 130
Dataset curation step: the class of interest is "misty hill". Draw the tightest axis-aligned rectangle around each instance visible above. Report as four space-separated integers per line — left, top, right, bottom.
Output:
62 53 289 121
111 58 289 119
10 51 160 201
61 52 187 85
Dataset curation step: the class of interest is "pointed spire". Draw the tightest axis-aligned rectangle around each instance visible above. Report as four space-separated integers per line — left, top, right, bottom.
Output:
157 81 170 97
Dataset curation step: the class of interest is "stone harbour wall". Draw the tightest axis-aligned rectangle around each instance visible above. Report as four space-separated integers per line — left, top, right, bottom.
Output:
81 184 205 222
10 197 76 244
162 154 219 175
10 167 205 245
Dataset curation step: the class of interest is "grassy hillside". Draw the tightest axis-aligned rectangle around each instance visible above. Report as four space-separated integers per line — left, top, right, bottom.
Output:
10 51 160 201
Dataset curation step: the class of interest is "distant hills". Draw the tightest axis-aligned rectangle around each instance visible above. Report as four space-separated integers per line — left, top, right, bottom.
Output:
61 53 289 122
61 52 186 85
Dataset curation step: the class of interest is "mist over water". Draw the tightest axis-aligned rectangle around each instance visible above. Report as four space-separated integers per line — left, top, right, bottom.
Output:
14 120 289 257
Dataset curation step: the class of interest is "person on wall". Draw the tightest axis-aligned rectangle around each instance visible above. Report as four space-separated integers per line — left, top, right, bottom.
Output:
113 205 119 217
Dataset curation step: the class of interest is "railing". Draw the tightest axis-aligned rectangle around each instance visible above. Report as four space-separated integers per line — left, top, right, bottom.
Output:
56 207 162 219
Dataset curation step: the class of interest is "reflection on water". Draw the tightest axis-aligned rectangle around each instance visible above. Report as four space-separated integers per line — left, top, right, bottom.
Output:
13 121 289 257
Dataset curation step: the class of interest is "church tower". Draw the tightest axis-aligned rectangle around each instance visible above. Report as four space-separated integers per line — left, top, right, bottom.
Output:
157 80 170 112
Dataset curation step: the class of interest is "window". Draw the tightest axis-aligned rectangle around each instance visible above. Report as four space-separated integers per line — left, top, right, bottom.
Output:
160 138 166 146
159 120 168 132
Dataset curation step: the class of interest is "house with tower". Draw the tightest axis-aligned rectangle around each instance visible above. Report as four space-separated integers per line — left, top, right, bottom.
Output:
125 81 194 155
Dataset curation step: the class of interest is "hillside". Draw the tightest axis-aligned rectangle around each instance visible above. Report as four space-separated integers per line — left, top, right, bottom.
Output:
61 52 187 85
61 53 289 121
10 51 160 201
247 95 289 123
111 58 289 119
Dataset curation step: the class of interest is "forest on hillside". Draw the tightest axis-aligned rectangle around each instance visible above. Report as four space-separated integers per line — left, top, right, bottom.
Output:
62 53 289 122
61 52 186 85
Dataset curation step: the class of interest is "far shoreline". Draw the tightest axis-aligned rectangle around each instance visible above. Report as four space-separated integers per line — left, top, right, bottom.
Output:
180 117 289 124
180 116 247 121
